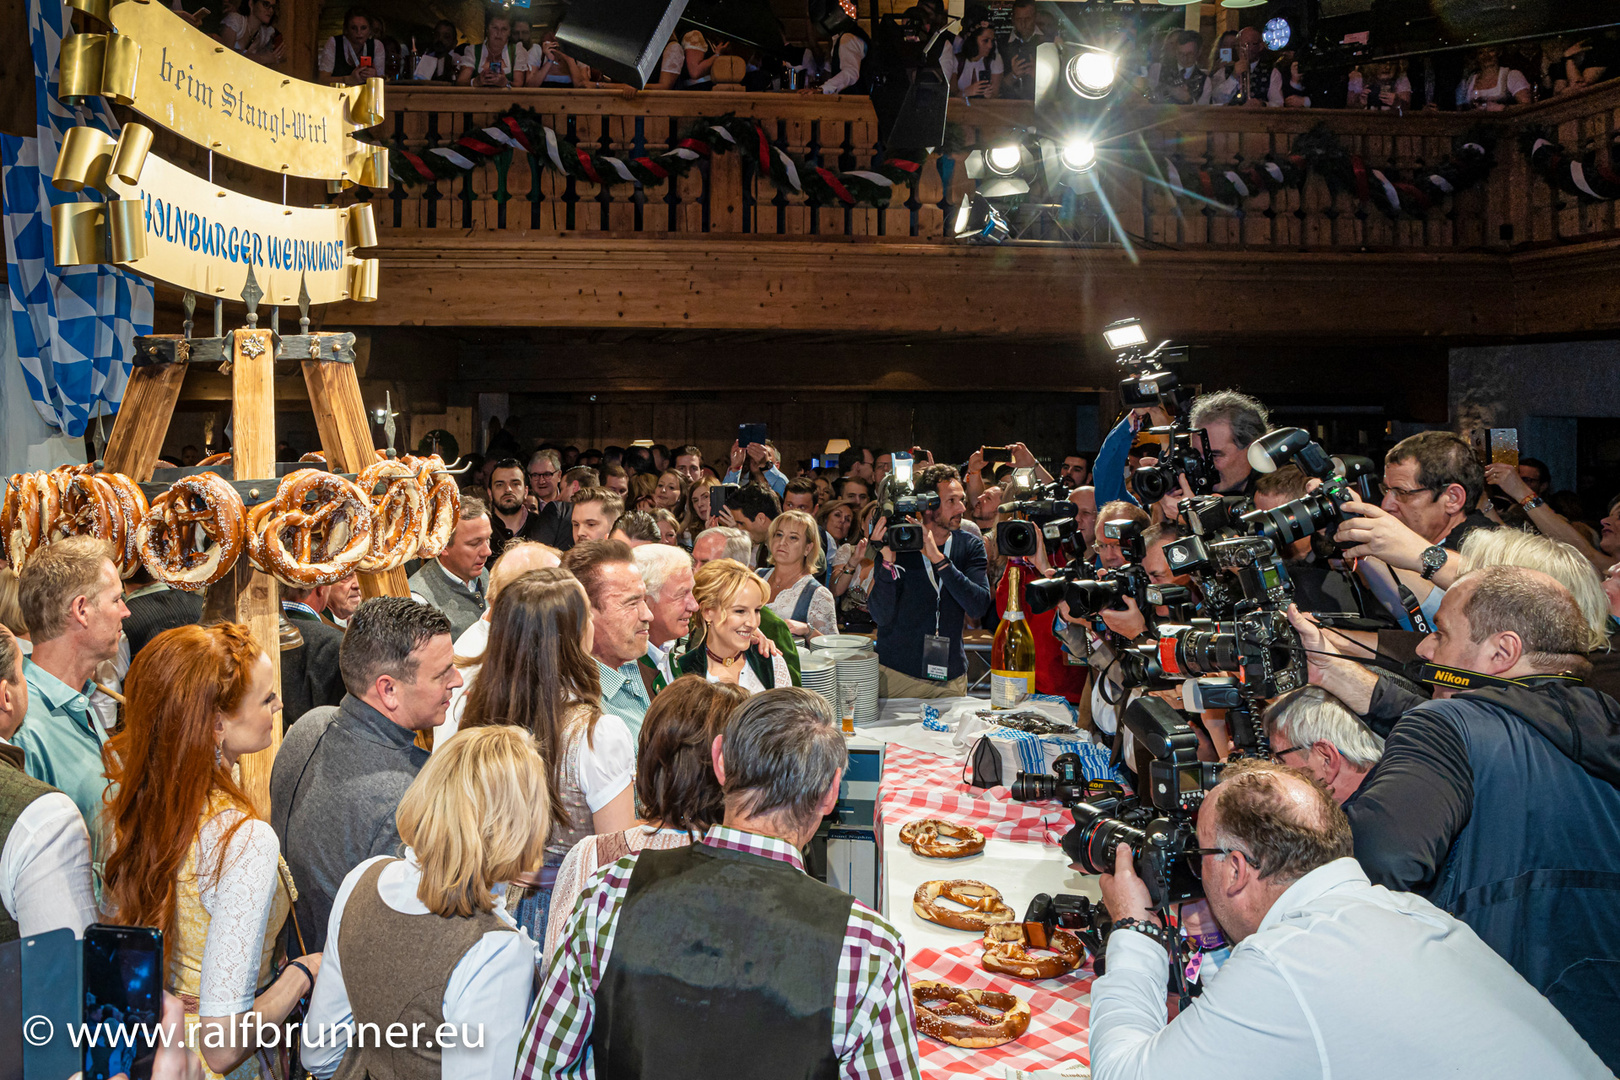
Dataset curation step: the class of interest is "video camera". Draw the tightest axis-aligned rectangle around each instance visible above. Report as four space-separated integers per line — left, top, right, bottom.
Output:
1102 318 1215 504
996 473 1076 559
874 451 938 553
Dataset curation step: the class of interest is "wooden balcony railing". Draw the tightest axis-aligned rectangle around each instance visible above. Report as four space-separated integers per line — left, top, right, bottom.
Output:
368 81 1620 253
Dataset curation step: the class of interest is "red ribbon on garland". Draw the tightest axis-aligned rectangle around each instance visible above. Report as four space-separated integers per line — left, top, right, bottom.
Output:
1197 170 1214 199
502 116 535 154
576 148 601 184
1393 181 1431 212
400 148 437 181
459 135 502 157
1350 155 1371 202
815 167 855 205
635 156 669 180
675 138 713 158
885 157 921 174
754 123 772 172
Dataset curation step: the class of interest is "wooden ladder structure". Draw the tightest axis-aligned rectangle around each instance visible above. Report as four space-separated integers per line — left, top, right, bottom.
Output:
100 285 406 812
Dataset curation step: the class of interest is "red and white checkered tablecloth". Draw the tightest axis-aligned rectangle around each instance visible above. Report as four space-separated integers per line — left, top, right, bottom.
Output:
879 744 1075 846
908 939 1095 1077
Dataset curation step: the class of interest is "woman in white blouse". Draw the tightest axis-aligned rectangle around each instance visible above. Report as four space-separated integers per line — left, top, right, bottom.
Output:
455 568 635 945
761 510 838 640
1459 46 1532 110
302 726 547 1080
942 25 1003 99
101 624 319 1079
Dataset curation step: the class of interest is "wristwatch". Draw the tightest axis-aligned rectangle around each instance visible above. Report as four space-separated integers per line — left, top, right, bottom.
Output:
1520 494 1546 511
1419 544 1448 581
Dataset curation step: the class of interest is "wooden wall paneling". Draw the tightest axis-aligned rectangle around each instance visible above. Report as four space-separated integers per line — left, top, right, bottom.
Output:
598 401 655 444
675 115 705 234
780 120 812 236
689 401 747 460
573 115 605 234
505 137 533 231
815 120 845 236
650 401 691 446
863 401 915 453
849 118 880 237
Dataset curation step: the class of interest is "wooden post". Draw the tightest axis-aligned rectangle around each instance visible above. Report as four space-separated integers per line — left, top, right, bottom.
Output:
211 328 282 814
301 359 409 598
102 350 189 480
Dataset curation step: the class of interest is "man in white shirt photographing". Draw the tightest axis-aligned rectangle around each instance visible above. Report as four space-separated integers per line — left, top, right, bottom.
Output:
1088 759 1608 1080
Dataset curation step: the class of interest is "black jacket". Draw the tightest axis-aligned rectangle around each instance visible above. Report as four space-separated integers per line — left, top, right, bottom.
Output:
122 585 204 659
1347 678 1620 1070
280 607 346 728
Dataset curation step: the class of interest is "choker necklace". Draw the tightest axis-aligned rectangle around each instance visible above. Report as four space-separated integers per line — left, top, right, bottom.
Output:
706 645 744 668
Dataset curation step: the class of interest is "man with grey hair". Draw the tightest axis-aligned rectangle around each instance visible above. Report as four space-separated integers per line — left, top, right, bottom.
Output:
632 542 698 694
1290 565 1620 1068
1090 759 1610 1079
1262 686 1383 806
693 525 751 568
518 688 921 1080
407 496 493 637
1188 389 1270 496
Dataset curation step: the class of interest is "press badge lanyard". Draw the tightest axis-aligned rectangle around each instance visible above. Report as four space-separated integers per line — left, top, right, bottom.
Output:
920 534 953 680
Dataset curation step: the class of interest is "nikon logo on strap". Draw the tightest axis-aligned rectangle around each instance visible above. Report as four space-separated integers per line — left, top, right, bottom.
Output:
1418 663 1584 693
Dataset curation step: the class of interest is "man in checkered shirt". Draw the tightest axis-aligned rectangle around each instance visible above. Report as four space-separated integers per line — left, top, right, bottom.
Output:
515 687 922 1080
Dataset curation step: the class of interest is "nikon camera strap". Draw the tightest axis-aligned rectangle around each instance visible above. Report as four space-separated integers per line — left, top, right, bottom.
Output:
1418 664 1585 693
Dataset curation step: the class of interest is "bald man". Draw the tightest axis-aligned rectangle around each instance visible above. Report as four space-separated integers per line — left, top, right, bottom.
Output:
436 541 561 747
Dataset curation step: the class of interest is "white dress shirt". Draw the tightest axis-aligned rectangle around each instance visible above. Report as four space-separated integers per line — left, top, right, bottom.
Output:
437 617 490 748
0 779 97 939
303 851 537 1080
1090 858 1610 1080
820 33 868 94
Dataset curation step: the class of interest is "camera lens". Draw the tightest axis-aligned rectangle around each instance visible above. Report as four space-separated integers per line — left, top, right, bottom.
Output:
1065 803 1147 875
1132 464 1174 502
1156 628 1240 676
996 519 1039 559
1066 578 1122 617
1025 576 1068 615
1010 773 1056 802
1242 495 1335 549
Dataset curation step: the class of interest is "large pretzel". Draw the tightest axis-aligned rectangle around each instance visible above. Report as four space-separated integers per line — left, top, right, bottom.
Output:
912 981 1031 1048
51 473 146 578
2 472 62 570
253 470 373 587
914 880 1017 931
404 454 460 558
356 460 424 572
134 472 246 591
981 923 1084 980
196 452 233 467
102 472 151 579
900 819 987 859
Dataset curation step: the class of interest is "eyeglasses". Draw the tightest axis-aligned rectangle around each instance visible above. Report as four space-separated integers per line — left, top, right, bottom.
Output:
1377 481 1438 502
529 470 557 481
1269 743 1306 764
1188 846 1246 879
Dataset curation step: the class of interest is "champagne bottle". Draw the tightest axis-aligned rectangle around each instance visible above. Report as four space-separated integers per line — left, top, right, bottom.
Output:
991 565 1037 709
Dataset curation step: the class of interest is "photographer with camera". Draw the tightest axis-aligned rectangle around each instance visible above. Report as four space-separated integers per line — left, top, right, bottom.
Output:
1088 758 1609 1080
869 463 992 698
1253 466 1386 620
1187 390 1271 497
1262 686 1383 806
1288 565 1620 1068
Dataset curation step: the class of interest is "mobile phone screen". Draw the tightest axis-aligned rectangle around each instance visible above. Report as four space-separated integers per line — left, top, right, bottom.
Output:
1219 48 1233 62
83 925 163 1080
738 423 768 448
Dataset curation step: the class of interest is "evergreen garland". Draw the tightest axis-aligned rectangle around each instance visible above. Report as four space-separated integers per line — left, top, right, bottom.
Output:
1524 127 1620 201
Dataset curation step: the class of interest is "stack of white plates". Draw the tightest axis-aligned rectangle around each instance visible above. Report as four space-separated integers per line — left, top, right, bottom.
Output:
811 634 875 653
798 652 839 702
820 647 882 726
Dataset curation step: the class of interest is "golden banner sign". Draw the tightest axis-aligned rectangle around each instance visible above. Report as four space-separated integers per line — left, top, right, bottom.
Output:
59 0 386 184
51 127 377 305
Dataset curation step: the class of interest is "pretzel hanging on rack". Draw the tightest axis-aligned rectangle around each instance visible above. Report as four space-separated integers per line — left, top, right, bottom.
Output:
101 473 151 579
252 470 374 587
356 460 425 572
912 981 1031 1048
2 471 63 571
403 454 460 558
135 472 246 591
197 452 233 468
51 473 145 578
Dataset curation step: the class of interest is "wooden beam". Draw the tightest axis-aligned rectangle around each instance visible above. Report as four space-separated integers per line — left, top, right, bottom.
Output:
301 359 408 598
212 328 281 815
103 360 189 480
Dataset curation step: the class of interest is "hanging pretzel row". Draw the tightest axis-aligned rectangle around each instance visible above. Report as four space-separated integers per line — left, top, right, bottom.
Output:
134 472 246 591
246 470 374 587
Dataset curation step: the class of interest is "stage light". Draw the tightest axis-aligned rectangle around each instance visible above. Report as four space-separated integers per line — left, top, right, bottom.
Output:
1061 139 1096 172
965 141 1035 199
1103 318 1148 352
953 193 1010 245
1067 50 1117 99
988 145 1023 174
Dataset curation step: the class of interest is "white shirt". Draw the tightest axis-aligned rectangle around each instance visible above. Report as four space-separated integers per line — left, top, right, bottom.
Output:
0 780 97 940
761 572 838 638
660 39 686 77
820 33 868 94
1089 859 1611 1080
317 35 384 75
303 851 537 1080
222 11 278 55
1460 68 1529 105
941 49 1003 95
438 617 490 747
454 41 530 81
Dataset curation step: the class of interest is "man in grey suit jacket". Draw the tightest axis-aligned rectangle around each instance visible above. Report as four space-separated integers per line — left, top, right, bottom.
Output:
407 497 492 637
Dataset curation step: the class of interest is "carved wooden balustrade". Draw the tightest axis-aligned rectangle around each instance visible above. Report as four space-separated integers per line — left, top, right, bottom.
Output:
369 81 1620 253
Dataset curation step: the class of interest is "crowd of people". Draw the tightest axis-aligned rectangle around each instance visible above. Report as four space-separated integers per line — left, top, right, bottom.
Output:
192 0 1616 107
1 384 1618 1076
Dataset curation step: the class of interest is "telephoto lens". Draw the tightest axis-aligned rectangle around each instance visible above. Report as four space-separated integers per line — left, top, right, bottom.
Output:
1064 803 1147 875
1009 772 1057 802
1241 495 1337 549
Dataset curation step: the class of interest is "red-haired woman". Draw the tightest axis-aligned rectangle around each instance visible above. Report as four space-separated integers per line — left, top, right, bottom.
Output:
101 624 321 1079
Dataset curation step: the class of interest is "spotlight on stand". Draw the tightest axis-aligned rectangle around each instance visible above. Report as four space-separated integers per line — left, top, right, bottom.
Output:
953 192 1010 244
1035 40 1121 141
965 140 1036 198
1041 136 1096 189
1067 49 1117 100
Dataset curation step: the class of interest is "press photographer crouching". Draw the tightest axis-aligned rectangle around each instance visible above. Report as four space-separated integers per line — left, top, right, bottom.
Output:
868 461 993 698
1088 759 1610 1080
1289 566 1620 1069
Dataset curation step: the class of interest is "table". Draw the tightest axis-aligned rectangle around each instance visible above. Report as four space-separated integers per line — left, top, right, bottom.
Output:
864 702 1103 1076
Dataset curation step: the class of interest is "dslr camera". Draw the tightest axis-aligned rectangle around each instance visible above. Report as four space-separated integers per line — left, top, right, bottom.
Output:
1239 427 1378 551
1025 517 1148 618
997 475 1076 559
874 451 938 553
1132 425 1219 503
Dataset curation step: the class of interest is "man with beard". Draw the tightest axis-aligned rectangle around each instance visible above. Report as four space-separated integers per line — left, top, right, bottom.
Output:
486 458 549 554
1087 759 1609 1080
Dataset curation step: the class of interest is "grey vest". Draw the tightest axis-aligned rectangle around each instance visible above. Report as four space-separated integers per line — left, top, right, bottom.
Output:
332 859 513 1080
407 563 487 638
